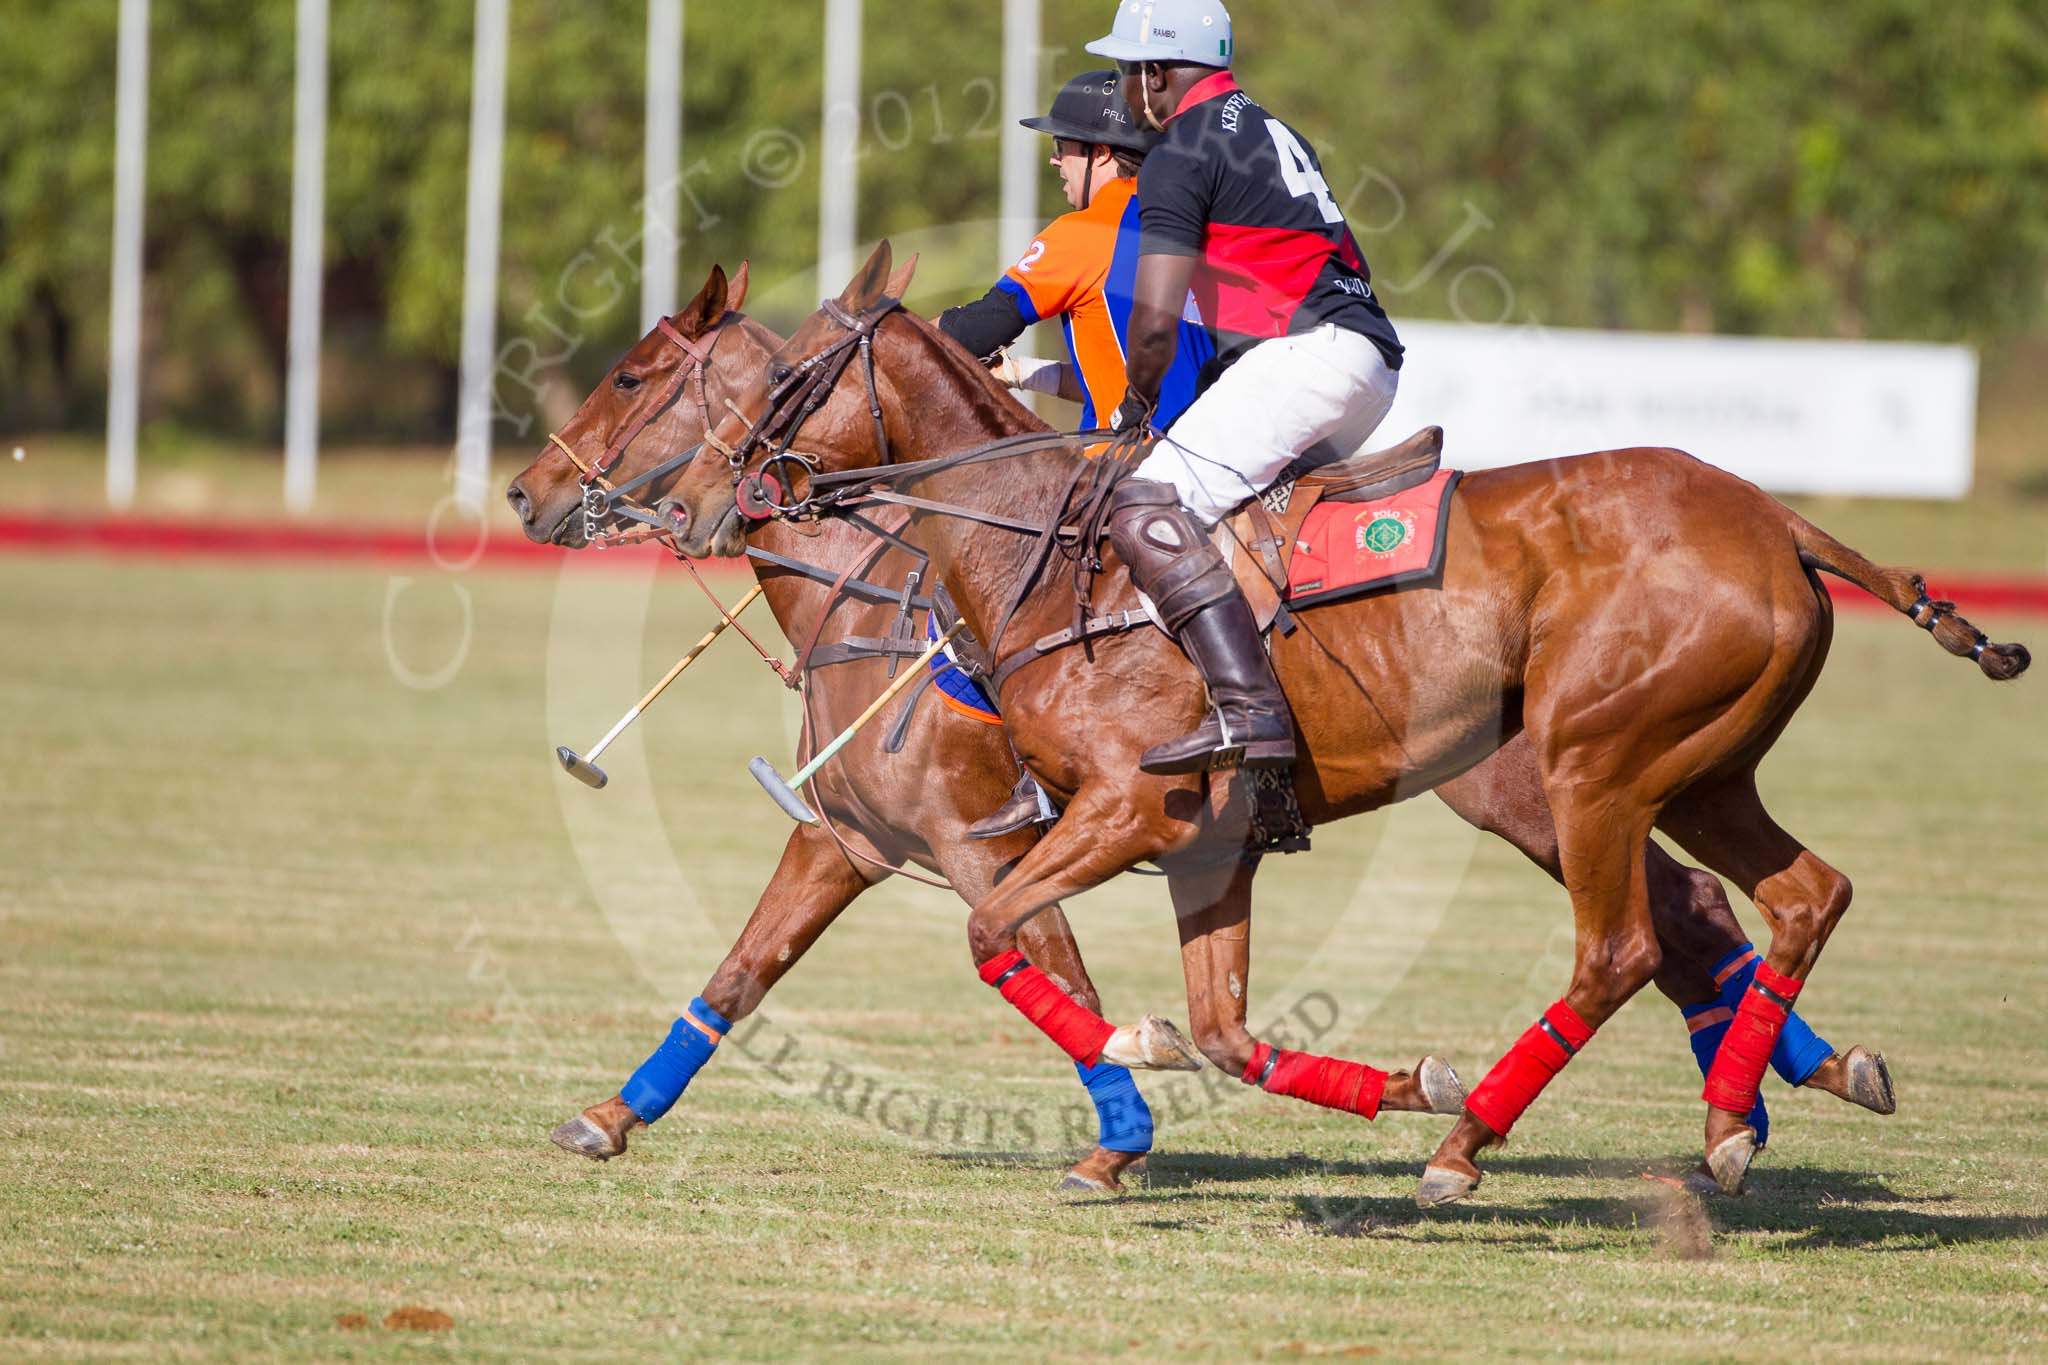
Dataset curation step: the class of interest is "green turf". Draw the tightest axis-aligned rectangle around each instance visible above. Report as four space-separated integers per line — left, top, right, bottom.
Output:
2 555 2045 1361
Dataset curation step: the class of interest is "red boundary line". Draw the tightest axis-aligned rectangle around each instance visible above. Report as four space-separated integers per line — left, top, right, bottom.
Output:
0 513 746 574
3 513 2046 613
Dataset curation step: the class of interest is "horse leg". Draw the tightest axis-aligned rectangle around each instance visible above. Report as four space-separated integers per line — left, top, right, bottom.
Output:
964 789 1204 1076
1168 856 1465 1120
935 835 1152 1195
1658 773 1866 1193
1436 738 1884 1148
1417 793 1666 1207
551 821 870 1160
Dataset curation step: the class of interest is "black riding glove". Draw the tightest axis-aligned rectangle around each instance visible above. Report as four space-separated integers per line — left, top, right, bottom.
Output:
1111 389 1155 435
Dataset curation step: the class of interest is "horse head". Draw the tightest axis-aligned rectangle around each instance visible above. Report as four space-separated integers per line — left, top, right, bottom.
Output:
505 260 767 547
664 240 1022 560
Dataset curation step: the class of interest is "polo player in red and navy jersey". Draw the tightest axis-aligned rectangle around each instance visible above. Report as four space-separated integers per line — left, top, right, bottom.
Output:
1087 0 1404 776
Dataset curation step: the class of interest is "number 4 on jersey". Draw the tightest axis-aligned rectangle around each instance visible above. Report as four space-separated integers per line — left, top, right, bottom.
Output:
1266 120 1342 224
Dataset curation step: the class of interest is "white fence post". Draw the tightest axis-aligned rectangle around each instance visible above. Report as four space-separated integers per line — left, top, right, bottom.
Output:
642 0 683 332
999 0 1042 280
106 0 150 510
818 0 862 296
283 0 330 513
454 0 509 514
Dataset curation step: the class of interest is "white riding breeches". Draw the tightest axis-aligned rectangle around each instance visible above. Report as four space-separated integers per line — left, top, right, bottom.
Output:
1136 324 1400 527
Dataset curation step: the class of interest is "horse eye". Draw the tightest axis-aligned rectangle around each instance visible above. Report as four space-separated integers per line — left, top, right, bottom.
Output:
769 363 792 384
613 372 642 391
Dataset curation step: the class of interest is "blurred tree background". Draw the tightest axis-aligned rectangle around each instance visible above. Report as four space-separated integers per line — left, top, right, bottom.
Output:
2 0 2044 449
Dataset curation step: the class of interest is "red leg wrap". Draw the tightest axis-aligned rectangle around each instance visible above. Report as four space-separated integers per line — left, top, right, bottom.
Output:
1702 961 1802 1115
978 950 1114 1067
1241 1042 1388 1119
1464 1001 1594 1138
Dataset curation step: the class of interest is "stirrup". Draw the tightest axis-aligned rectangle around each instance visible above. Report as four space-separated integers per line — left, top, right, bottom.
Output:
967 773 1058 840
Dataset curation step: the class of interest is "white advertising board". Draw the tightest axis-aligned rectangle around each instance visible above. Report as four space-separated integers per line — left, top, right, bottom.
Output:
1376 321 1978 499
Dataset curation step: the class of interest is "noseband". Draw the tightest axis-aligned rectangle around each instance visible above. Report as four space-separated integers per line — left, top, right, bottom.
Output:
705 296 900 520
546 314 726 546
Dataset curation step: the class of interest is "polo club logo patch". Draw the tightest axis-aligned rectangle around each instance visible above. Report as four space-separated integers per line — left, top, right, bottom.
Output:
1358 510 1414 557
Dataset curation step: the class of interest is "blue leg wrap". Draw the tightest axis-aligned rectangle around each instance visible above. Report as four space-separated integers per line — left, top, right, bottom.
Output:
1076 1061 1153 1154
1712 944 1834 1088
1684 1002 1769 1147
620 996 733 1125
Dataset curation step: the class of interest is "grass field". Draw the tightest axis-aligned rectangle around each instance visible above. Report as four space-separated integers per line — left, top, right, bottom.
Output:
3 551 2045 1361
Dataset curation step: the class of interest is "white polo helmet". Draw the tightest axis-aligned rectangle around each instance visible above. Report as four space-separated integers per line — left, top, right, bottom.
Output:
1085 0 1234 68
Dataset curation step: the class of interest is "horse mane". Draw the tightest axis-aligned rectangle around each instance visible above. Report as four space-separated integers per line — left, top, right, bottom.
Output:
889 307 1059 442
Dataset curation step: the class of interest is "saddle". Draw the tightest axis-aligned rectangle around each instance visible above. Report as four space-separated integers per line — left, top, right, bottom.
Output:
1216 425 1451 630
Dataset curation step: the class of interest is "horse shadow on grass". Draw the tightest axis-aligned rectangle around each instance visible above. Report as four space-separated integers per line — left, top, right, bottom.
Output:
931 1149 2045 1253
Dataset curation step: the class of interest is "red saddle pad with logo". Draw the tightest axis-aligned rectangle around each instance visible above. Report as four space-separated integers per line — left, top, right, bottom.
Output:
1286 468 1461 608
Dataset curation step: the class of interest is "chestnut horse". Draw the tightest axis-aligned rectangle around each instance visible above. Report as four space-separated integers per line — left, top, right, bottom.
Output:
659 243 2027 1206
512 261 1898 1197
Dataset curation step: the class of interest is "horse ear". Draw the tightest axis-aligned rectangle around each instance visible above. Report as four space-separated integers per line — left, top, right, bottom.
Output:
836 240 894 311
671 264 728 337
884 252 920 301
727 260 750 313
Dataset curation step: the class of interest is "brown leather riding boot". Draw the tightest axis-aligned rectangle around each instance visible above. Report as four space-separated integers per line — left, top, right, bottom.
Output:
1108 479 1297 776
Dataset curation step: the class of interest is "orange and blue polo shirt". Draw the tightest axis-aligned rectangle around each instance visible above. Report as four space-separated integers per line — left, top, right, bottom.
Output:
994 176 1215 430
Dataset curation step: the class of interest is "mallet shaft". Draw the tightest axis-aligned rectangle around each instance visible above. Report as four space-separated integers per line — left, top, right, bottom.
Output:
586 583 765 762
785 621 965 789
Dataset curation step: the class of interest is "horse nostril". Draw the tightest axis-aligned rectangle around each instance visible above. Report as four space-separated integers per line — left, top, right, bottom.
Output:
506 481 534 526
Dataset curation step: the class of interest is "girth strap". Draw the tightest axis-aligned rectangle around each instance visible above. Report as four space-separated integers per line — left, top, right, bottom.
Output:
988 608 1152 694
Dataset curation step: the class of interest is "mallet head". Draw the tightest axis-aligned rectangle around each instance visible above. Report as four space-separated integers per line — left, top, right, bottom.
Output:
557 746 610 790
749 756 820 825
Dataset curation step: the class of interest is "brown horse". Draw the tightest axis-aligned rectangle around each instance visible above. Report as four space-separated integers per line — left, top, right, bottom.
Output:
517 260 1899 1195
512 262 1179 1192
659 242 2027 1205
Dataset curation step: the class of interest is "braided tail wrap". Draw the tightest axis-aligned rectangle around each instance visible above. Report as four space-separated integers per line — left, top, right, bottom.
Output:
1787 515 2030 681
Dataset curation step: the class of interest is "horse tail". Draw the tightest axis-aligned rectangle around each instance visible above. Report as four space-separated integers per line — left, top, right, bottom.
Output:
1787 515 2031 682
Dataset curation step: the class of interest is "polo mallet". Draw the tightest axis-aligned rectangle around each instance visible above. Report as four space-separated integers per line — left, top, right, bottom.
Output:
751 620 967 824
557 584 766 789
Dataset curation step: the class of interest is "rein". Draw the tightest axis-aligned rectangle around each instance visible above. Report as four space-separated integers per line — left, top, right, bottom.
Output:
704 296 900 519
714 294 1162 694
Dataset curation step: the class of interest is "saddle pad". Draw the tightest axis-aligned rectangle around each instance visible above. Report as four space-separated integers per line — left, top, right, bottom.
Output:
926 611 1003 724
1286 468 1461 608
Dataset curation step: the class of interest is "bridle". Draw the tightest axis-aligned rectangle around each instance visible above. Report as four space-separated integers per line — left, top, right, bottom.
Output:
545 314 725 547
703 295 900 522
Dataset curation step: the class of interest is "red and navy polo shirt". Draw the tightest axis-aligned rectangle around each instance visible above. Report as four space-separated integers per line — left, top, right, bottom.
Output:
1137 71 1403 370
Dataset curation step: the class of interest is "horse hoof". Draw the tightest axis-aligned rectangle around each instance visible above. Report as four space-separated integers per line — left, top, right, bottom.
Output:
1057 1148 1146 1196
1418 1056 1467 1115
1681 1168 1737 1198
1704 1129 1757 1196
1056 1171 1118 1196
1100 1015 1205 1072
550 1115 624 1161
1415 1164 1479 1209
1841 1046 1896 1115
